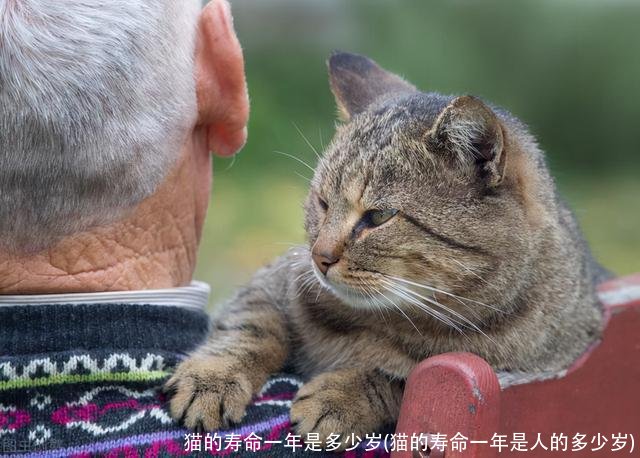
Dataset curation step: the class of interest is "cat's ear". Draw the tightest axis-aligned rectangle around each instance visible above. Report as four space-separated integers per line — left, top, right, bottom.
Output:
328 51 416 121
429 96 506 187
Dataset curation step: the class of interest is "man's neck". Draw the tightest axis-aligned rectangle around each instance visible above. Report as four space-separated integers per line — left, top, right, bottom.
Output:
0 133 210 295
0 228 195 295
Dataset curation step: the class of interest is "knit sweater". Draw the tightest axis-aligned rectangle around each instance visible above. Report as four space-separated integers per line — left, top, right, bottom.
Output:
0 303 388 457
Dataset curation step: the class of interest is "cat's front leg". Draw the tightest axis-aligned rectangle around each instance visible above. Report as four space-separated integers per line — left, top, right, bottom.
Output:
164 256 295 431
290 368 403 448
165 309 288 430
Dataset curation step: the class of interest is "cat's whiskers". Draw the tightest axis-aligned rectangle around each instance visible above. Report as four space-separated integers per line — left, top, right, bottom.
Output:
387 260 485 322
380 280 466 337
386 280 473 328
293 266 320 298
363 281 394 326
396 264 486 324
449 258 500 292
314 279 324 302
371 284 423 336
293 171 311 183
292 122 322 161
388 275 504 314
273 150 315 172
292 267 312 285
385 279 497 344
318 127 325 151
278 256 309 275
299 277 318 297
359 283 388 325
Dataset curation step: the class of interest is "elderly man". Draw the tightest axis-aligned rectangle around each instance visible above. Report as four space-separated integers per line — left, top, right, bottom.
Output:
0 1 311 455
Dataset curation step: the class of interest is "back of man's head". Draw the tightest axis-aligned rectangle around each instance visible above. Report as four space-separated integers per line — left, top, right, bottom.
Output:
0 0 200 252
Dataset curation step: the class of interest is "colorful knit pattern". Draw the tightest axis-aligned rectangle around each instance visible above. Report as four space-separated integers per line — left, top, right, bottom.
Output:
0 352 388 457
0 304 389 457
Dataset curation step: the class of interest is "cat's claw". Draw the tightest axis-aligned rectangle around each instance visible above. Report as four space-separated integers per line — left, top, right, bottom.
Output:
164 355 253 431
289 371 384 450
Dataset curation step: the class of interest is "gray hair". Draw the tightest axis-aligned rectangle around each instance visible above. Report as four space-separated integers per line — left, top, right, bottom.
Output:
0 0 200 252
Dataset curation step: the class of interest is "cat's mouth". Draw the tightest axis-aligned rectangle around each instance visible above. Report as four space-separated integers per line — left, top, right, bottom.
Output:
311 261 387 309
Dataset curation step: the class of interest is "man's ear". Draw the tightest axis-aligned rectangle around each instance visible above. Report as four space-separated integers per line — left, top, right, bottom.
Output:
327 51 416 121
429 96 506 187
196 0 249 157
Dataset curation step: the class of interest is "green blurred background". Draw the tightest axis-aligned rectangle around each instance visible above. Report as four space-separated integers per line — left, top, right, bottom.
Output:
197 0 639 304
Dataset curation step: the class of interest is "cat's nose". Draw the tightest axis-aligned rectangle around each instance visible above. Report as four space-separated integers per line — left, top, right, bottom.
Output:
312 251 340 275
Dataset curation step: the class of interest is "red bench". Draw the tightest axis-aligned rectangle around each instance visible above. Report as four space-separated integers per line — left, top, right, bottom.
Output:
393 274 640 457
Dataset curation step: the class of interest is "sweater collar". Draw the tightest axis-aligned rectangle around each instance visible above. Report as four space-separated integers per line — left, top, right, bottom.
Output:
0 284 211 356
0 281 210 311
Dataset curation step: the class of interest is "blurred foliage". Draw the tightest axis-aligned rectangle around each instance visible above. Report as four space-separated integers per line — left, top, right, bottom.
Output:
197 0 640 304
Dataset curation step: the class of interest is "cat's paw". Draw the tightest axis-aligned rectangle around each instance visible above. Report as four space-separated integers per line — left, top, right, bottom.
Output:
164 355 253 431
290 370 384 449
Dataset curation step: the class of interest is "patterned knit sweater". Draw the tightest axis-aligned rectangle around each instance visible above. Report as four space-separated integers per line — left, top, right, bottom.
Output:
0 303 388 457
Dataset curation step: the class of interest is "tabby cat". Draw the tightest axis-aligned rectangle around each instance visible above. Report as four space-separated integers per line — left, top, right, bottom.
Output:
165 52 606 442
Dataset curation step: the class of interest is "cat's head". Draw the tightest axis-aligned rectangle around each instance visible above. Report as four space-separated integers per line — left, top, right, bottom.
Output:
304 52 550 324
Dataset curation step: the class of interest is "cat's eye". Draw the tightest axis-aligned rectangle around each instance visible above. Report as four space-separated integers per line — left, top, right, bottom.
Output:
364 208 398 227
318 196 329 211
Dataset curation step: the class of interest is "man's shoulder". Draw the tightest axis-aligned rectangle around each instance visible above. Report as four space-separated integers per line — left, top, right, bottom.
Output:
0 350 306 456
0 349 179 455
